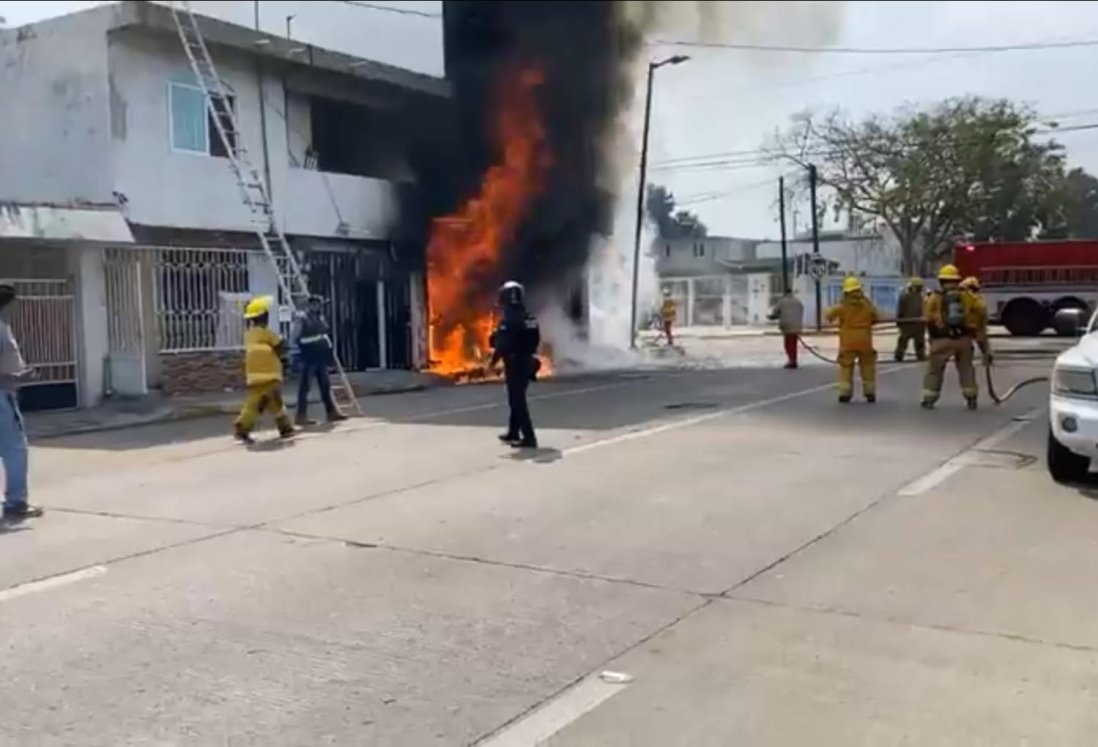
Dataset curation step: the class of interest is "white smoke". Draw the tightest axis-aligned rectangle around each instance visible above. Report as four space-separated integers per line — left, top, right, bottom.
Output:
540 0 847 369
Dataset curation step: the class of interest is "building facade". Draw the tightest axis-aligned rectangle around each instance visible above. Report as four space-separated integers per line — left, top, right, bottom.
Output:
0 1 446 409
655 230 904 330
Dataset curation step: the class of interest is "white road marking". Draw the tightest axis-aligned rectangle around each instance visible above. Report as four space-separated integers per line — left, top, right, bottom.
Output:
897 407 1042 496
321 381 644 439
475 674 629 747
0 565 107 603
563 374 888 456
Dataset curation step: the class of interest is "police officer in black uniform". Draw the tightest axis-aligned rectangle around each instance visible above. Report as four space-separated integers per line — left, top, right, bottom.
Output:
490 281 540 449
292 294 347 425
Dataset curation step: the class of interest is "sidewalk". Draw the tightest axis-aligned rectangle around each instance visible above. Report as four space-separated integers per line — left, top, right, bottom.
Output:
26 369 441 440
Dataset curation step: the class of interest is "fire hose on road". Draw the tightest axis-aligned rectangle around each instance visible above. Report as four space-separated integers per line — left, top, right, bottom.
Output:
794 315 1054 405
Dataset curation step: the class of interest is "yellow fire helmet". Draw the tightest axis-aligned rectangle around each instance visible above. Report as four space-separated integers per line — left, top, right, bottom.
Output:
960 276 981 290
938 264 962 281
909 276 924 287
841 276 862 294
243 295 274 319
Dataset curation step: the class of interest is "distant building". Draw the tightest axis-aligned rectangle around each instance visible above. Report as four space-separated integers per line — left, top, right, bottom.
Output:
654 229 904 329
756 229 903 277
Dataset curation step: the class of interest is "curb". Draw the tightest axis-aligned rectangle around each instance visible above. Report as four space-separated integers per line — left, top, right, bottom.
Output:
29 383 431 441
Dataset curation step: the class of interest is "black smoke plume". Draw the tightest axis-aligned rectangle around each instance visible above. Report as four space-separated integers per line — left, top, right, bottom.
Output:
412 1 645 308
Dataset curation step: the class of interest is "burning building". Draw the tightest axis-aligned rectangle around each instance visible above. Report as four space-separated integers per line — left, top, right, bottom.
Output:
415 1 847 377
419 0 648 377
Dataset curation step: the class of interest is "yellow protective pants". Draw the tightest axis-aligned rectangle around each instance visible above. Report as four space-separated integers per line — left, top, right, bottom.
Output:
922 337 977 404
837 348 877 397
235 381 292 435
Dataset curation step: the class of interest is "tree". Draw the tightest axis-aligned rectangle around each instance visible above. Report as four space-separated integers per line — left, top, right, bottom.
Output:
645 184 708 239
771 97 1065 272
1042 167 1098 239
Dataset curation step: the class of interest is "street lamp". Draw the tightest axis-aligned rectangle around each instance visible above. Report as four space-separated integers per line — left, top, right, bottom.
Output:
629 54 690 349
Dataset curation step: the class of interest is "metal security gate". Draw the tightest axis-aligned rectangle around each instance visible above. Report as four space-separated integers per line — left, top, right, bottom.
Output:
104 248 148 397
10 278 78 411
305 250 381 370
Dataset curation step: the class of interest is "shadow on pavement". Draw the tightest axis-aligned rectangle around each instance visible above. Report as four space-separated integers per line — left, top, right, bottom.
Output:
506 447 563 464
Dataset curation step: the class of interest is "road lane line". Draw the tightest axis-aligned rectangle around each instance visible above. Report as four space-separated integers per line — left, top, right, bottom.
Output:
563 374 872 456
475 674 629 747
897 407 1042 496
0 565 107 603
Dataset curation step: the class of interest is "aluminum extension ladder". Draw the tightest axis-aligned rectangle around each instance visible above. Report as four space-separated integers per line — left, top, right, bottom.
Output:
168 1 361 416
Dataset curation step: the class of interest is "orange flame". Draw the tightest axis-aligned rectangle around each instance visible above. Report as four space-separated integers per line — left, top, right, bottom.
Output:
427 65 551 377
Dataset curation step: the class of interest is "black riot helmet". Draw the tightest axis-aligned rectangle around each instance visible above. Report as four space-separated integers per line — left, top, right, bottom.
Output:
499 281 525 307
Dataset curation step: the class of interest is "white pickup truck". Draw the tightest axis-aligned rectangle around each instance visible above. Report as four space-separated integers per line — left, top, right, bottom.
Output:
1049 309 1098 483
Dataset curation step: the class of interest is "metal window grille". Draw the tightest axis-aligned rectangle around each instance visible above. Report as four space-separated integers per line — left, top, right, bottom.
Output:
152 247 251 352
104 248 144 356
8 279 76 385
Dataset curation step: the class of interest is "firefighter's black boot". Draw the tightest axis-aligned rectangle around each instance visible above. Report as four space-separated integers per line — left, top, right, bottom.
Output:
865 394 876 403
966 397 978 411
838 394 852 404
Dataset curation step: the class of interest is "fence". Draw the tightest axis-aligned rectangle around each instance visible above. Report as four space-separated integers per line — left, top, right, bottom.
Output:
658 273 779 327
9 279 77 386
152 247 251 352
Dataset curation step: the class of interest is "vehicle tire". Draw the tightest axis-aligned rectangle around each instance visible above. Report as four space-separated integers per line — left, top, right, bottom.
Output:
1002 298 1047 337
1047 426 1090 484
1052 298 1089 337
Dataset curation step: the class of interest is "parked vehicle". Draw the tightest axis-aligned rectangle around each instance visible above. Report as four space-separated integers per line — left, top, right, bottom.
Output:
954 240 1098 336
1048 307 1098 483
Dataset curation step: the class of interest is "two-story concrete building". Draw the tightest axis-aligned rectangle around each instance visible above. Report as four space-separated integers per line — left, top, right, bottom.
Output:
0 1 447 409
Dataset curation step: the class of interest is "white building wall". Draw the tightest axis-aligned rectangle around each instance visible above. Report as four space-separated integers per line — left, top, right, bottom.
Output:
69 246 110 406
108 29 398 238
108 29 266 231
757 235 902 277
0 11 115 205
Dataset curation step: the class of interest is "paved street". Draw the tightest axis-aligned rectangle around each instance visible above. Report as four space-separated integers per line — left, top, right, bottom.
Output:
2 343 1091 745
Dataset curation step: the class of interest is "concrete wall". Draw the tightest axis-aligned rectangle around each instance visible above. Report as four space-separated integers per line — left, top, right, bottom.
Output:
108 29 266 231
284 169 398 238
70 246 109 407
0 11 114 204
108 29 400 238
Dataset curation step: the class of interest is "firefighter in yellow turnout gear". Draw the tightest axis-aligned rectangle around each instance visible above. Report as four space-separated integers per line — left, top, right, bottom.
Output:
961 276 993 364
921 266 987 411
826 276 881 403
234 296 295 444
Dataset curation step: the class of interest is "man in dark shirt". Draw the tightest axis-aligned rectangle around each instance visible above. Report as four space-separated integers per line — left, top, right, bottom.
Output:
291 295 346 425
490 281 540 449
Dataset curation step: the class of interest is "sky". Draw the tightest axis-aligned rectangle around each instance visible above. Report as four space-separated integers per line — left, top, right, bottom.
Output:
4 1 1098 242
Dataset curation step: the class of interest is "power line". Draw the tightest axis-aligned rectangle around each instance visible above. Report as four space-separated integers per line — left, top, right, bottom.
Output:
333 1 441 18
653 37 1098 55
650 121 1098 174
674 176 778 207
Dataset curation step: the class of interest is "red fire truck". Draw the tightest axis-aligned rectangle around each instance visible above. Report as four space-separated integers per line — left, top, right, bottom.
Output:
953 239 1098 336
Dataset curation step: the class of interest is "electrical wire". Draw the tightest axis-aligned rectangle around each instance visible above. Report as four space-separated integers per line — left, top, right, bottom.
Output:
649 121 1098 175
653 38 1098 55
333 1 441 18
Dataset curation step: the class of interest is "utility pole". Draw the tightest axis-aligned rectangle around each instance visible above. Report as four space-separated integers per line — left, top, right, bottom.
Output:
629 55 689 350
809 163 821 331
778 175 789 294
